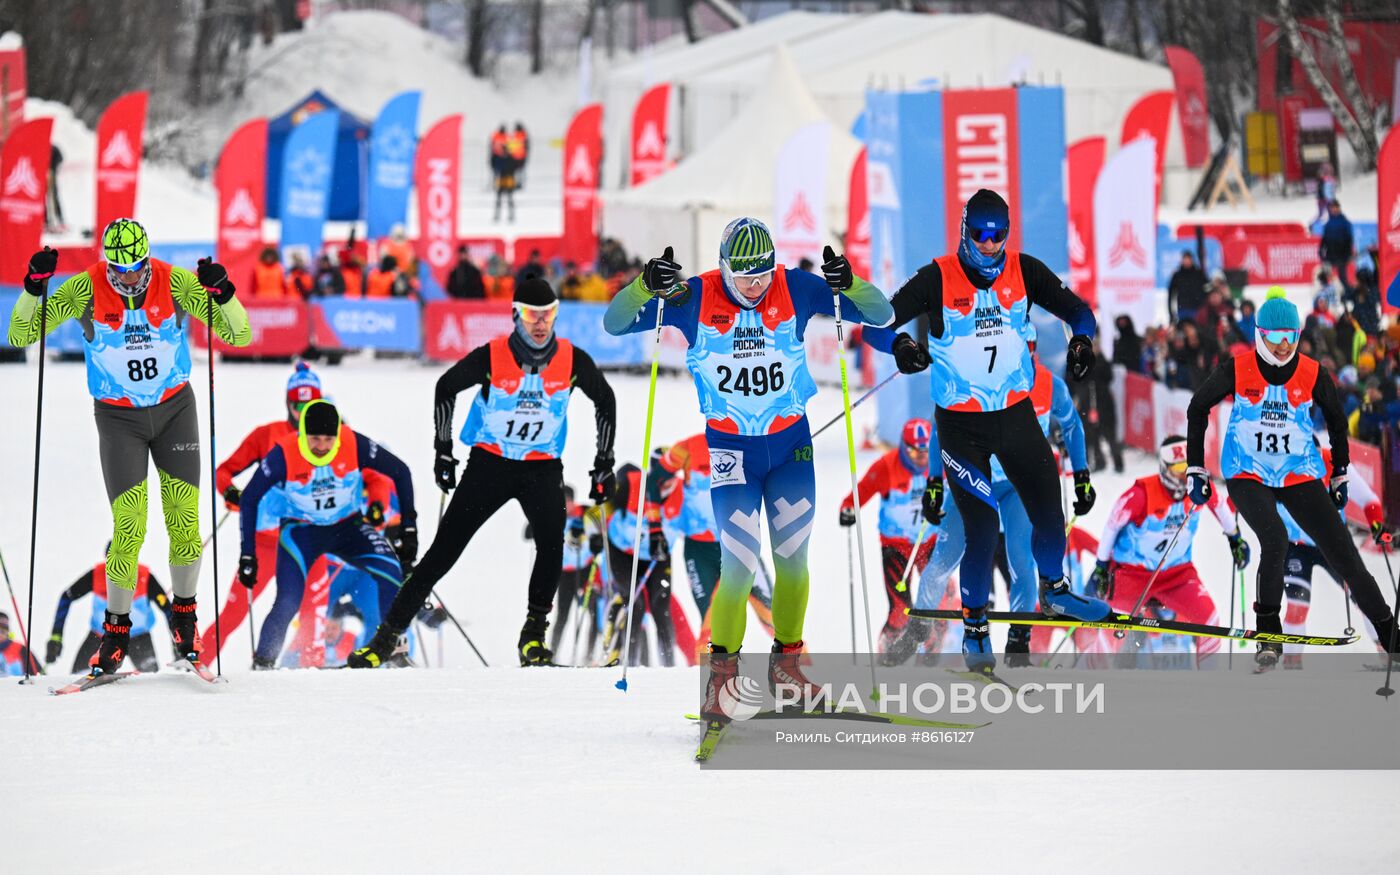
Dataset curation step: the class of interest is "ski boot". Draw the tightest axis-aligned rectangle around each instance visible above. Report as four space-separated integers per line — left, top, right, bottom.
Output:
769 639 825 710
346 623 407 669
518 612 554 667
169 596 203 665
881 616 932 667
1253 603 1283 673
88 611 131 677
1005 624 1033 668
1039 576 1112 621
961 608 995 675
252 656 277 671
701 646 741 725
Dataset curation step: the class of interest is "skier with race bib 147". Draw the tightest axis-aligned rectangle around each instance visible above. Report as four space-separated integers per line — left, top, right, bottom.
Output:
604 218 894 721
861 189 1109 675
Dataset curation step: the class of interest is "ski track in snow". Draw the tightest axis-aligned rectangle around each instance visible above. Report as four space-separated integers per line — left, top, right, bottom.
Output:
2 358 1396 871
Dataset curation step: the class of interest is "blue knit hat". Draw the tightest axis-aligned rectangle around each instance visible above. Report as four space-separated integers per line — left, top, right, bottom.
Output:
1255 286 1299 332
286 361 322 403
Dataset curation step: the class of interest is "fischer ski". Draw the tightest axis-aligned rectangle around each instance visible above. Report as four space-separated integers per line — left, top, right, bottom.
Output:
907 608 1359 646
694 721 727 762
49 671 139 696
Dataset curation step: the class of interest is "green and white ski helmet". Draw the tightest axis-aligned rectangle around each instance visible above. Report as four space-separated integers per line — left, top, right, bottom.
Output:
718 217 775 307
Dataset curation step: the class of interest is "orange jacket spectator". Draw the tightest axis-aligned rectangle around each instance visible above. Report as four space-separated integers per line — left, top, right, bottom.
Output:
253 248 287 300
380 225 415 273
340 258 364 298
486 275 514 301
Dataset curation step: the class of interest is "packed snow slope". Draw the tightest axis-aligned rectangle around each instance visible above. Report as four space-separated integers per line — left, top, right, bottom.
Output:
1 357 1397 871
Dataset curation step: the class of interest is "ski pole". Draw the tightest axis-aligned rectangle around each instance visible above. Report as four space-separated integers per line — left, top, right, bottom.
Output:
0 547 41 676
201 510 230 550
896 521 930 594
1117 504 1199 640
1237 559 1248 649
846 525 857 664
205 289 225 677
434 491 488 666
811 371 898 440
21 282 50 684
617 297 666 693
1375 541 1400 698
830 272 879 697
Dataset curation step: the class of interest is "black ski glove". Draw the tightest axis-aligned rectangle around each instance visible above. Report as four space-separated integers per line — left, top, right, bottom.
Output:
196 257 237 305
892 332 931 375
922 477 945 525
820 245 853 292
1371 521 1392 547
647 513 670 564
363 501 386 528
1066 334 1094 381
1089 561 1113 599
24 247 57 296
589 456 616 505
588 533 604 555
1227 534 1251 570
1071 470 1096 516
222 484 242 510
46 634 62 665
237 554 258 589
434 442 459 494
839 506 857 527
390 524 418 569
416 603 448 629
643 246 684 297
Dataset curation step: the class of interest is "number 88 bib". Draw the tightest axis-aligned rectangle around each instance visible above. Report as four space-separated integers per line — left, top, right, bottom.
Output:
461 337 575 461
1220 352 1324 487
82 260 192 408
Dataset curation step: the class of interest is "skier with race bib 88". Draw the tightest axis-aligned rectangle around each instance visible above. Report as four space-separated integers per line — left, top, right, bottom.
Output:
603 218 894 720
7 220 251 677
862 189 1108 674
1186 287 1399 670
1089 435 1248 667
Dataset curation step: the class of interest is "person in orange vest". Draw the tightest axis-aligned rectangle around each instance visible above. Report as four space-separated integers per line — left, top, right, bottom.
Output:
508 122 528 188
380 224 415 274
253 246 288 299
286 251 314 299
339 249 364 298
365 255 399 299
46 550 173 674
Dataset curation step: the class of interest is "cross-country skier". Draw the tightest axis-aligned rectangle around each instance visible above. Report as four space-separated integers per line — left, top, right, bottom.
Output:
46 548 173 674
0 613 39 677
1088 435 1249 666
349 278 617 668
236 400 418 668
600 460 687 666
839 418 935 653
651 434 774 660
603 218 894 719
7 221 251 676
1281 439 1391 662
862 189 1105 673
1186 287 1399 669
548 485 589 654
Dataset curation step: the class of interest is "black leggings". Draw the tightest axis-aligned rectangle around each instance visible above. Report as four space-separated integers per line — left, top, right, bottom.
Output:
386 449 565 630
607 544 674 667
1226 477 1393 627
934 399 1066 609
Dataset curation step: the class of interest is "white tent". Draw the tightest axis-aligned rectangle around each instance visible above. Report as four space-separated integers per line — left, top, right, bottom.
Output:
603 46 862 273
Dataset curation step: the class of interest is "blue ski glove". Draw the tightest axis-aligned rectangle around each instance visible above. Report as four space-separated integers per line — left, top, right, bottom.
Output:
1329 467 1349 509
1186 467 1212 506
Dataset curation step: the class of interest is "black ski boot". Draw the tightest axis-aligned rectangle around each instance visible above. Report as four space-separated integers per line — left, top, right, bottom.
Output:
252 656 277 671
881 617 931 667
1005 624 1033 668
346 623 406 669
169 596 203 665
89 612 131 676
1254 603 1283 673
518 612 555 666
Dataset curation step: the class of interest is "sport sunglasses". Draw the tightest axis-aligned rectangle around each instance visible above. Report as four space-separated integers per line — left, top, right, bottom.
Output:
1260 328 1299 344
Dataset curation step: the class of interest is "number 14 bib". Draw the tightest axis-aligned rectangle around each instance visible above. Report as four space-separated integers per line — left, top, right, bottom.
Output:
1220 352 1324 487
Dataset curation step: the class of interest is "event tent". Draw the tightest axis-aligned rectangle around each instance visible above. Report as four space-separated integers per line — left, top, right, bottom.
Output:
266 89 370 222
603 46 862 272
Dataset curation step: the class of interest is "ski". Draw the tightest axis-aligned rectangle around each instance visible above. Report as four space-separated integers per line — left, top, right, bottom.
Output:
169 659 229 685
694 720 727 762
946 667 1018 691
683 710 990 730
907 608 1358 646
49 670 139 696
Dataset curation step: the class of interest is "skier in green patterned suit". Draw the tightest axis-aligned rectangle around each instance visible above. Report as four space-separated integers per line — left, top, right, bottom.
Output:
8 219 251 677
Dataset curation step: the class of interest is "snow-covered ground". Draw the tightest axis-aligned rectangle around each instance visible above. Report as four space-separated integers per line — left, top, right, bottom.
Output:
1 355 1397 870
